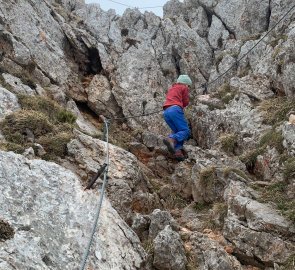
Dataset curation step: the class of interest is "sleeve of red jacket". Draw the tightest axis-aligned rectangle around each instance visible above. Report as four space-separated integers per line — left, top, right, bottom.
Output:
182 86 189 107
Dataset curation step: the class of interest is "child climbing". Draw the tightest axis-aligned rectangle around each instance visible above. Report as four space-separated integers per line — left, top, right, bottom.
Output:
163 75 192 161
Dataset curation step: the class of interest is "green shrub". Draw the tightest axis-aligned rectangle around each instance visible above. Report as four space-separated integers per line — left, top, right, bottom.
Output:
56 109 77 124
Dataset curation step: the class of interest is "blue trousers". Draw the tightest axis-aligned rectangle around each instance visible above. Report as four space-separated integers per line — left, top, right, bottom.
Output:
163 105 190 150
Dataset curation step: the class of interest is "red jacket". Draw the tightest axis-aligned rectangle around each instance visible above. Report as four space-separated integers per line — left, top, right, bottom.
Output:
163 83 189 109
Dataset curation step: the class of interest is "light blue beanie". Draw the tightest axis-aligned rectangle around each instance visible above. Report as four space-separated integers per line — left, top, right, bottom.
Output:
177 75 192 86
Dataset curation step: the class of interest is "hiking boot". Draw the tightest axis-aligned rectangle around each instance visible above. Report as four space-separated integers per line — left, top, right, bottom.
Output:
174 149 186 161
163 137 176 154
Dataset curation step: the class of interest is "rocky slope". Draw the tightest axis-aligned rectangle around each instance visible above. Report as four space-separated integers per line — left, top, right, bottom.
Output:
0 0 294 269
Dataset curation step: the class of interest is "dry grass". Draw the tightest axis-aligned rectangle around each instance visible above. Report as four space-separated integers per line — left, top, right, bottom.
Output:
212 83 237 104
259 97 295 126
259 129 284 154
239 146 266 172
260 180 295 225
0 95 76 161
219 133 238 154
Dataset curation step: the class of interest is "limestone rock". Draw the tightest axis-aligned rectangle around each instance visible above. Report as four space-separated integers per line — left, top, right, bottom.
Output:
66 130 150 221
282 121 295 156
214 0 270 39
0 0 71 84
66 100 100 137
132 213 151 241
0 87 20 120
153 225 187 270
0 151 146 269
190 94 268 150
224 180 295 265
230 75 274 101
208 15 230 50
149 209 178 240
1 73 36 95
85 74 121 118
188 232 243 270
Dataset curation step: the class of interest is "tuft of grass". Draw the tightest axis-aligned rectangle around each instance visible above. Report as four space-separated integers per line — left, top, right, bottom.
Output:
142 239 154 256
56 110 77 124
219 133 238 154
194 201 211 211
283 157 295 181
238 61 252 78
0 110 54 144
199 166 216 187
0 142 26 154
239 146 266 172
164 192 188 210
0 219 14 241
282 254 295 270
37 132 73 161
223 167 249 181
212 83 237 104
18 95 77 125
260 181 295 225
259 129 284 154
241 33 261 43
259 97 295 126
0 95 76 161
206 202 228 230
269 34 288 48
186 251 198 270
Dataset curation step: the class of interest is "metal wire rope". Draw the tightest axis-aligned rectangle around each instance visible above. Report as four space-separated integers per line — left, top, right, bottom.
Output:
79 117 110 270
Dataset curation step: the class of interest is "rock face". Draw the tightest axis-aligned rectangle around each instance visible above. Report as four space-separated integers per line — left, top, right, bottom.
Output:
1 0 295 269
153 225 187 270
0 87 20 120
0 151 146 270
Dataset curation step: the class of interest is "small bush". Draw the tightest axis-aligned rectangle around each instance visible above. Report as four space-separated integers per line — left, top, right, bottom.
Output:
220 133 238 154
199 166 217 190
